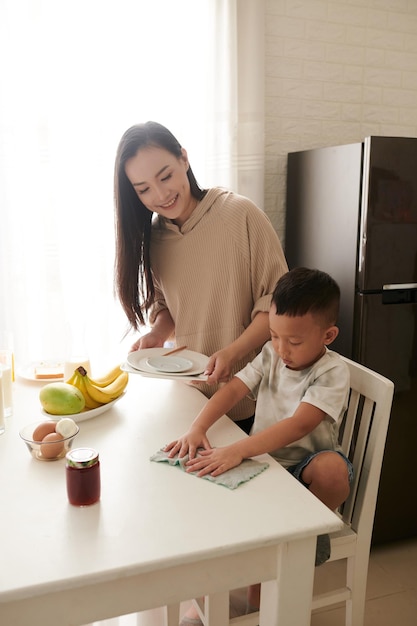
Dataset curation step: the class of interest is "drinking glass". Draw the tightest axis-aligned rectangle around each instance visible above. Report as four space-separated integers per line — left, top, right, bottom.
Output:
0 331 14 417
0 372 5 434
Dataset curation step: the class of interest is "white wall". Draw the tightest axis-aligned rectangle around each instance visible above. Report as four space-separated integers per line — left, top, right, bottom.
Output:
264 0 417 239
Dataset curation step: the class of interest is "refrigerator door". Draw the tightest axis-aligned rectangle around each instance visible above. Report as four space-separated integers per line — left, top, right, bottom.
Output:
353 289 417 543
353 286 417 387
286 142 363 358
286 138 417 544
358 136 417 292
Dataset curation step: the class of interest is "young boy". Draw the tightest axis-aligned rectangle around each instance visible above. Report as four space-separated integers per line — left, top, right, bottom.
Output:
165 267 353 615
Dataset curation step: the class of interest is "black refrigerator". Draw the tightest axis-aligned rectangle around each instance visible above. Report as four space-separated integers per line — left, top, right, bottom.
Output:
285 136 417 545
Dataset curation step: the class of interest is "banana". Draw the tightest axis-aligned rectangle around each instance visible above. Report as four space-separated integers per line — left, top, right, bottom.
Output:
67 367 102 409
65 370 79 386
90 364 123 387
102 370 129 397
77 367 129 404
64 370 99 408
73 371 103 409
87 371 129 403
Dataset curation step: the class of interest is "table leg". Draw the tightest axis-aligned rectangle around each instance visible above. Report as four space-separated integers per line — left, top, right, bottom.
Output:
259 536 316 626
204 591 229 625
164 604 180 626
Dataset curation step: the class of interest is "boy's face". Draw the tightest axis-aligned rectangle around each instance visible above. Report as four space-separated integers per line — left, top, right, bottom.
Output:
269 305 338 371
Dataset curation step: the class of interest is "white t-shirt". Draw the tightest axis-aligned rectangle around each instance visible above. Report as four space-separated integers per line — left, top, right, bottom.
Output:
235 343 350 468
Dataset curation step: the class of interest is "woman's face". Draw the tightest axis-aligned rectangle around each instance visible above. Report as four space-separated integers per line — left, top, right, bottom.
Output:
124 145 197 226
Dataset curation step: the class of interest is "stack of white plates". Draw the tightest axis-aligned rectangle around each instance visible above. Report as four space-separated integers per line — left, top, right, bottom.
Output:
123 348 209 381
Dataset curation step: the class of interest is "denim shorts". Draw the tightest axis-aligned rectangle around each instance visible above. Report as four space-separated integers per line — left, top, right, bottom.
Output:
287 450 354 487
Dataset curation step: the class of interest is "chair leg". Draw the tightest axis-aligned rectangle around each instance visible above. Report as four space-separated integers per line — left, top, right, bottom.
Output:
345 550 369 626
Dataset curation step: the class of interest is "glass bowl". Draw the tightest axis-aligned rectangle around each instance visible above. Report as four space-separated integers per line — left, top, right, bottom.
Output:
19 420 80 461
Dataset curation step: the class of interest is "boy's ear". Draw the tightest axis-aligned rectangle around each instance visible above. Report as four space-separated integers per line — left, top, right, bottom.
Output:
324 325 339 346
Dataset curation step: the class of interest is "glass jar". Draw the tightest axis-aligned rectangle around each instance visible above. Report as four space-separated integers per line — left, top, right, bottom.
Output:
66 448 100 506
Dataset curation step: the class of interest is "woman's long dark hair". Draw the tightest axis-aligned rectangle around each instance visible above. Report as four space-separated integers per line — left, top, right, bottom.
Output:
114 121 206 330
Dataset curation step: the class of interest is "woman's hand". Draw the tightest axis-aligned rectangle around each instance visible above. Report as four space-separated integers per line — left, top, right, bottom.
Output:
129 332 166 352
200 311 271 384
185 445 243 477
164 427 212 460
130 309 175 352
203 347 236 384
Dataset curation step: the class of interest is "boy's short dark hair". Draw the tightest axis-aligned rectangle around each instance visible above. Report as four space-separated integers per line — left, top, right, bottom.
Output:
272 267 340 325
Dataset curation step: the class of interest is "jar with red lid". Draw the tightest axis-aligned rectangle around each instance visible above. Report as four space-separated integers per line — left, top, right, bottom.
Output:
66 447 100 506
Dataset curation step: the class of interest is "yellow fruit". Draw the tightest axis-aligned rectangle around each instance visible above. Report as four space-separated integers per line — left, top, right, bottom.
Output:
77 367 128 404
73 371 102 409
92 364 123 387
39 382 85 415
65 370 78 385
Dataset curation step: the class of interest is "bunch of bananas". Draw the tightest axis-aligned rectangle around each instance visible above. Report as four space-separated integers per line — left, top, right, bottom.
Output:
66 364 129 409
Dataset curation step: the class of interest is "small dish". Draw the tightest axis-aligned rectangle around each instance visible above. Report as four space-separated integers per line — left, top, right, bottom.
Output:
40 392 126 423
127 348 208 377
20 420 79 461
146 355 193 373
18 361 65 382
120 362 208 382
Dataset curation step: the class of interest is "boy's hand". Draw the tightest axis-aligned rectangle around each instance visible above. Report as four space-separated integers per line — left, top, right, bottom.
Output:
164 428 211 460
185 445 243 477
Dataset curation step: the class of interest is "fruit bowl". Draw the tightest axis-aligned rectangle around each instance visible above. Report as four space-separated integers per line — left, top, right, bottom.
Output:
19 420 80 461
41 392 126 422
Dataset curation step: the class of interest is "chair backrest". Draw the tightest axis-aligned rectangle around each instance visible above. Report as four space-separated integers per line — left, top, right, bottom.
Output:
337 356 394 535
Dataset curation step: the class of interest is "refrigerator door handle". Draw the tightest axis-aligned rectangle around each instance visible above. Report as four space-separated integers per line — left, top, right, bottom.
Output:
383 283 417 290
382 283 417 305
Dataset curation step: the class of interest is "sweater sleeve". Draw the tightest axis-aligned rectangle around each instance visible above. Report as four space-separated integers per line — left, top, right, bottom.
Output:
148 273 168 325
252 211 288 318
223 195 288 320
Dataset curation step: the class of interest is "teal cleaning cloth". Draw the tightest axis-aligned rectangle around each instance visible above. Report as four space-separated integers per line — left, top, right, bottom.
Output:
150 449 269 489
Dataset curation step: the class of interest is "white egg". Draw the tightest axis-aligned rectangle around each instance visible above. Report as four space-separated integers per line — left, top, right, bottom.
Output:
55 417 78 437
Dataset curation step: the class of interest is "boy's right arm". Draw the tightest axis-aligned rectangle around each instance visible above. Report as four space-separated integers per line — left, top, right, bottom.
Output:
164 377 250 460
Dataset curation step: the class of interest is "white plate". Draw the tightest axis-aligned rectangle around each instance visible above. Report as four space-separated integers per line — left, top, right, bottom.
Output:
121 362 208 382
127 348 209 377
18 361 65 382
146 355 193 373
41 392 126 423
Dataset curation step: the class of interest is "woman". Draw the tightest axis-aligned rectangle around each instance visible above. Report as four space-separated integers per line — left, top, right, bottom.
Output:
114 121 288 430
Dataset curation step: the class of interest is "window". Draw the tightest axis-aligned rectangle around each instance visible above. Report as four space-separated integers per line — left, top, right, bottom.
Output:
0 0 264 372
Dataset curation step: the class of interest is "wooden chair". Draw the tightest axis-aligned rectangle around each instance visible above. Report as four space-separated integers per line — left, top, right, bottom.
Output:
166 356 394 626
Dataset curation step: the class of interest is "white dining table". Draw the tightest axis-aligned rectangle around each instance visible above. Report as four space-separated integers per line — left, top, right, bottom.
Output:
0 373 342 626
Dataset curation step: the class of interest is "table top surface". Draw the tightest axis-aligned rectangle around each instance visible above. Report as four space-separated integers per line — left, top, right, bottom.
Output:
0 374 342 603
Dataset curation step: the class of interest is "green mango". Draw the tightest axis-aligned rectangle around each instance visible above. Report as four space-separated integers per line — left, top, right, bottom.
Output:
40 382 85 415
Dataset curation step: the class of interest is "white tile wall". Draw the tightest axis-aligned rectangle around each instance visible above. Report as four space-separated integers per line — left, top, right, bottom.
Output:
264 0 417 238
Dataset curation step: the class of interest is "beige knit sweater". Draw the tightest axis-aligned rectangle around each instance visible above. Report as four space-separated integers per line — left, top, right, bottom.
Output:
149 187 288 421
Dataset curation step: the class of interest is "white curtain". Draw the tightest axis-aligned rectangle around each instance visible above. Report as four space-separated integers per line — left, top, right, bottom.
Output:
0 0 265 374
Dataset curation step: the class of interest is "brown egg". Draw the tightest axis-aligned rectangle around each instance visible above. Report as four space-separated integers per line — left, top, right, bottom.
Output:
40 432 65 459
32 421 57 442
